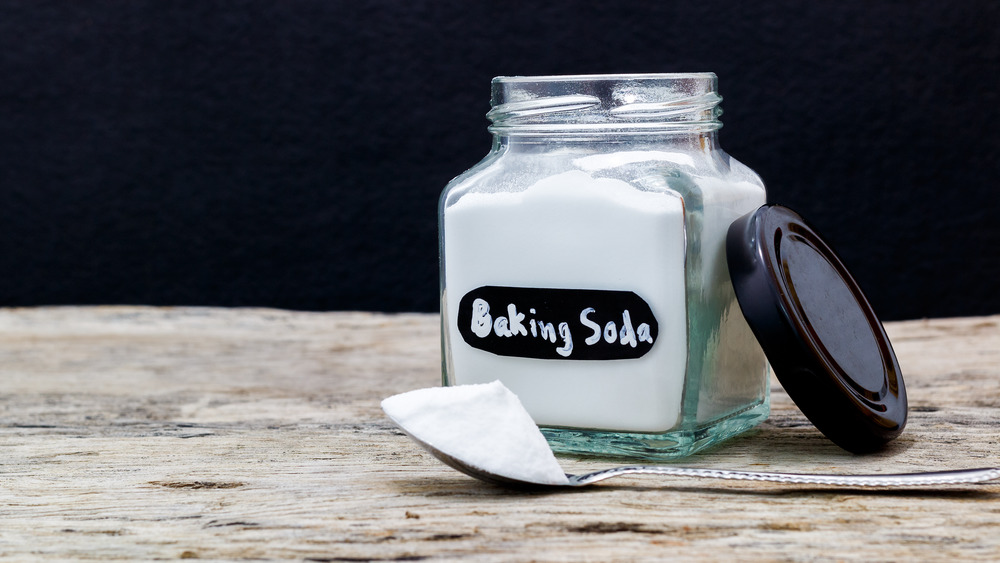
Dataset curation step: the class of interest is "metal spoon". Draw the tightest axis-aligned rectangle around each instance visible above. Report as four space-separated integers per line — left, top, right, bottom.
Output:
398 428 1000 489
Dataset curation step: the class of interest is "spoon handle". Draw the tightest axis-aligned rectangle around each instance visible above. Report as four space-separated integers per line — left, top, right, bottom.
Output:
568 466 1000 487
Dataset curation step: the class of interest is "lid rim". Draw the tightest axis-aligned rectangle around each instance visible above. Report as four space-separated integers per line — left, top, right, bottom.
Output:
727 205 907 454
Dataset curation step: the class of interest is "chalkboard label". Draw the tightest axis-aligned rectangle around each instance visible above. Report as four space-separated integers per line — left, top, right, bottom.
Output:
457 286 658 360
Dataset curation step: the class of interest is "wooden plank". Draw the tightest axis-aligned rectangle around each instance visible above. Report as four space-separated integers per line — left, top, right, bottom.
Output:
0 307 997 561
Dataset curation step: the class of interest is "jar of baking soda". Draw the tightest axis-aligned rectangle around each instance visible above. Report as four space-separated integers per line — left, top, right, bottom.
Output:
438 74 906 459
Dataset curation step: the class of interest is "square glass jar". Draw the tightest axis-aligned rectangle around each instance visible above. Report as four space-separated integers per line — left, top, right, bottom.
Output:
439 74 769 459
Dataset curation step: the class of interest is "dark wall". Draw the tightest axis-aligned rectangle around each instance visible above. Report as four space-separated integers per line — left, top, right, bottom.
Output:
1 1 997 320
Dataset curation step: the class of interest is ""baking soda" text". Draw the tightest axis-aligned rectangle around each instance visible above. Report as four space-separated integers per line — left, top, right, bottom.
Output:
468 297 655 359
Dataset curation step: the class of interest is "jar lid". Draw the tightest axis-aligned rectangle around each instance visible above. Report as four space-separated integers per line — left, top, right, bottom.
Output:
726 205 907 453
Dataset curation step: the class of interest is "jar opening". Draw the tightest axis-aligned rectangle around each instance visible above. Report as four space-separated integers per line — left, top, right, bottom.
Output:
492 72 717 84
488 73 723 136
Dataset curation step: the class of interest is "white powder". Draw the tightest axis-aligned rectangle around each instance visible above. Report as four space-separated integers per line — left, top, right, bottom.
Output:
442 167 765 433
381 381 569 486
443 170 688 432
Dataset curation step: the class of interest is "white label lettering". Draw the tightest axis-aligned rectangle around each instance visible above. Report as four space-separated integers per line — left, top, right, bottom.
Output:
638 323 653 344
619 309 637 348
507 303 528 337
556 322 573 357
603 321 617 344
471 298 492 338
580 307 602 345
458 288 657 360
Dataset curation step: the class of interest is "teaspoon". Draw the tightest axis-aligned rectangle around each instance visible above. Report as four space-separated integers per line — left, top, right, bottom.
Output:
397 427 1000 489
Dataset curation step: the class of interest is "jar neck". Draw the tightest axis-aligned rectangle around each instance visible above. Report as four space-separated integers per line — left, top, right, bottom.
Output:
487 73 724 139
491 130 721 155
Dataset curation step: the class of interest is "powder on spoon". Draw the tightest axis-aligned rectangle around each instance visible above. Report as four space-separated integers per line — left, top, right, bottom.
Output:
381 381 570 486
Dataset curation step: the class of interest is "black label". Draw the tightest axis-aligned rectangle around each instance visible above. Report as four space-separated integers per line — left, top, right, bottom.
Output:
457 286 658 360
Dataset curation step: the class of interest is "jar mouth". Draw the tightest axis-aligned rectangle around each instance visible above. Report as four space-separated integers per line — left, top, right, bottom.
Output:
492 72 717 84
488 73 723 135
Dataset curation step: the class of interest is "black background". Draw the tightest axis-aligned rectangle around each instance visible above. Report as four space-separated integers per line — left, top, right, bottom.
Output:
1 1 997 320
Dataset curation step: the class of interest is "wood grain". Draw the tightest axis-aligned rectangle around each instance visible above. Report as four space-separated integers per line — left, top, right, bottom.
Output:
0 307 998 561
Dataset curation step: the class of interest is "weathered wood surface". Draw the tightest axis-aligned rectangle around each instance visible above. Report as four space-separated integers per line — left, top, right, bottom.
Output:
0 307 998 561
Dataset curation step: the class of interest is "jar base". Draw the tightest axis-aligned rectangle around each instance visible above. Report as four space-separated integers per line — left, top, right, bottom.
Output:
540 400 769 461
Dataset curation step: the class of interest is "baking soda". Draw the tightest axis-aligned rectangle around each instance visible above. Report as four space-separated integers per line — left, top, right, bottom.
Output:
443 170 688 432
381 381 569 486
443 168 765 433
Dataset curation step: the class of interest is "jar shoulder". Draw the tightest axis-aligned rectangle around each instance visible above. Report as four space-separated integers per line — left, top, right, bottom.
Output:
439 149 509 209
720 153 766 191
440 146 765 209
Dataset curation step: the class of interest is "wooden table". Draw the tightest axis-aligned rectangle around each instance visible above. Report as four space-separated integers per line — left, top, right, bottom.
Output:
1 307 998 561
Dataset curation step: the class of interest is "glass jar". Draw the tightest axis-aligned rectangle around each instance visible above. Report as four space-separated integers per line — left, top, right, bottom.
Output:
438 74 769 459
